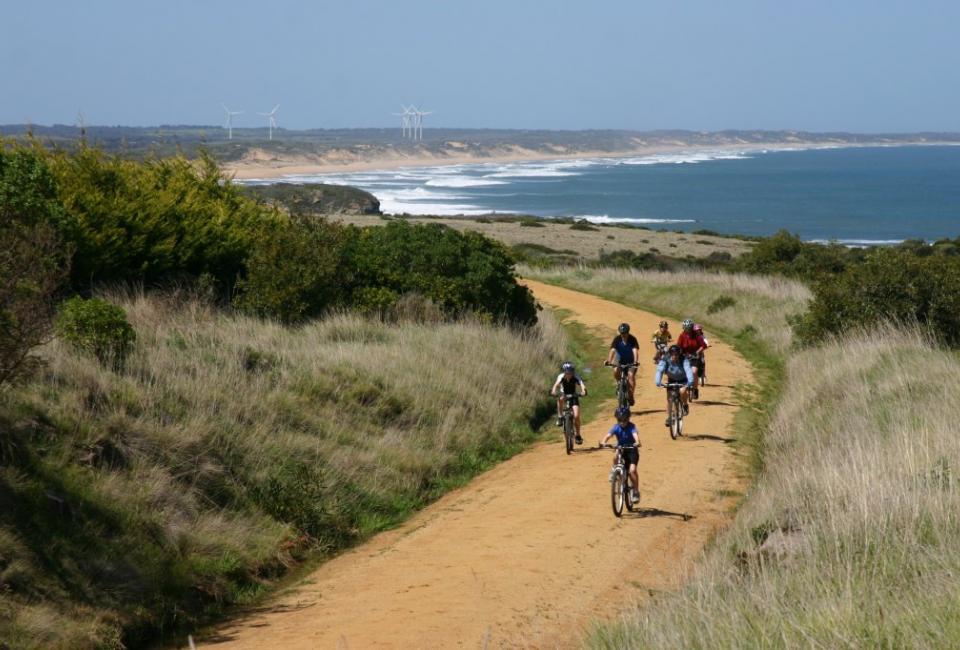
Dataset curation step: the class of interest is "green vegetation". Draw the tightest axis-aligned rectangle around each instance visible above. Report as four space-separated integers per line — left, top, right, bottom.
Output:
589 326 960 648
0 140 553 647
54 297 136 372
0 292 565 648
241 182 380 215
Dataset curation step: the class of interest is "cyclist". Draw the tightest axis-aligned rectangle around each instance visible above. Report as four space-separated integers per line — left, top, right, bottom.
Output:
676 318 707 399
655 344 694 426
551 361 587 444
692 323 710 384
651 320 672 363
606 323 640 406
599 406 640 503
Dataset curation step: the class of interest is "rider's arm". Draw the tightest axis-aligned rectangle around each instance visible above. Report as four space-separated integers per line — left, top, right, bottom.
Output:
654 361 665 386
683 358 694 386
606 345 616 365
578 376 587 396
599 431 613 447
550 374 562 395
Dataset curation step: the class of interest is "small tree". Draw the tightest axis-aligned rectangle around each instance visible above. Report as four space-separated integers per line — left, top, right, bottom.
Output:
55 297 136 368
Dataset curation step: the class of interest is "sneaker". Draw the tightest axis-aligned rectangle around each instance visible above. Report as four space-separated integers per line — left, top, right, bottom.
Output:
683 403 690 416
628 396 635 406
692 388 700 400
575 434 583 445
665 417 672 427
555 417 562 427
632 489 640 502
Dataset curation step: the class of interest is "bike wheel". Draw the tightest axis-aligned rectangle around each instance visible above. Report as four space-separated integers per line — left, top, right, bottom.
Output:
625 476 635 512
611 468 625 517
670 399 681 440
563 415 574 455
617 382 628 410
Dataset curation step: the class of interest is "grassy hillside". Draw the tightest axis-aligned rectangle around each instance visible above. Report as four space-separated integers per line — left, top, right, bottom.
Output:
590 326 960 648
337 215 753 263
0 292 564 648
524 266 960 647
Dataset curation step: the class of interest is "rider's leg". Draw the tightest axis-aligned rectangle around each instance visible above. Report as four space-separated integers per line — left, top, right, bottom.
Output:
573 404 581 437
690 367 699 398
629 462 639 497
613 366 622 387
557 396 564 419
627 368 637 403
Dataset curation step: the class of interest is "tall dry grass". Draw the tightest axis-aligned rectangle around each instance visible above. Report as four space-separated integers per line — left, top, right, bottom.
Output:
0 291 564 649
590 325 960 647
522 266 810 355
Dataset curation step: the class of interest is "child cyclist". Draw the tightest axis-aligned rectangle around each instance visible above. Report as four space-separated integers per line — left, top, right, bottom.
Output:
652 320 672 362
599 406 640 502
551 361 587 444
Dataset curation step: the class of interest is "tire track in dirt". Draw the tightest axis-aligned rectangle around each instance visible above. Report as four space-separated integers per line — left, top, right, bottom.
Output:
203 280 754 649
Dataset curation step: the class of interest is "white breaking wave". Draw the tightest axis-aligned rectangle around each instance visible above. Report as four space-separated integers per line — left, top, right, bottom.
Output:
577 215 698 225
618 150 754 166
424 176 508 188
809 238 905 247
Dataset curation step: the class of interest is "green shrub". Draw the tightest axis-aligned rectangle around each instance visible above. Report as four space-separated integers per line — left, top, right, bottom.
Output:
794 248 960 346
707 295 737 314
0 145 71 385
234 218 347 323
519 218 545 228
55 297 136 365
47 146 281 289
570 221 599 231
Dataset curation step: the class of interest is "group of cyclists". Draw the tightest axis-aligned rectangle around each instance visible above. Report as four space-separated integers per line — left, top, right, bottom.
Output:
549 318 711 504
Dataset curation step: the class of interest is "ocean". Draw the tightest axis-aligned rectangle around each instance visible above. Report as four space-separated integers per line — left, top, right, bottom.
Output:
243 145 960 243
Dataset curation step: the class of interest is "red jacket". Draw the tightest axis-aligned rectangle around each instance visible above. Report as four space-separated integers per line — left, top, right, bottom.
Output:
677 331 707 356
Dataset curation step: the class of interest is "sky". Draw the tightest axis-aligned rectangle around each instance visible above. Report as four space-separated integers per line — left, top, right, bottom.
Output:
3 0 959 132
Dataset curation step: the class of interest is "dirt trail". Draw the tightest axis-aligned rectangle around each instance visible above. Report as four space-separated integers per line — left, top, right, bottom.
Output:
205 281 754 649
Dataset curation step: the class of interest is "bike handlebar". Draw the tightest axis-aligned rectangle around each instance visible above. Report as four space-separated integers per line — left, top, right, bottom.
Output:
599 443 638 449
662 382 689 388
605 362 638 369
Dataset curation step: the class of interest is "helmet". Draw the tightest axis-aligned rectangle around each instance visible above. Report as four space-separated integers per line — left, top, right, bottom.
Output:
682 319 694 331
693 324 703 333
659 320 668 328
615 405 630 420
668 344 681 355
618 323 630 334
561 361 575 373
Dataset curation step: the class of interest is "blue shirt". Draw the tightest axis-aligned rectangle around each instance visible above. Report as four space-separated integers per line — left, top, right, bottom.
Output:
608 422 638 447
610 334 640 364
655 356 694 386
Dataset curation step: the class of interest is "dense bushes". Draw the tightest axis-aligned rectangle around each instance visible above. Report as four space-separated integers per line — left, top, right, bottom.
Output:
55 297 136 366
0 146 71 386
794 248 960 346
234 218 537 325
0 141 536 326
49 146 281 289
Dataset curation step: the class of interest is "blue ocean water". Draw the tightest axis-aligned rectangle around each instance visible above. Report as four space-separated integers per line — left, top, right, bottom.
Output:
245 145 960 242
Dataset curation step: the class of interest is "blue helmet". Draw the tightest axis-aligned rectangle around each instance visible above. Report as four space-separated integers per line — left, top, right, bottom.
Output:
615 406 630 420
561 361 575 373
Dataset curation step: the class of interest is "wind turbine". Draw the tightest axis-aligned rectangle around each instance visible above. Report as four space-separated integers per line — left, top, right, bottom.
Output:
392 105 415 139
222 103 243 140
413 106 433 141
258 104 280 140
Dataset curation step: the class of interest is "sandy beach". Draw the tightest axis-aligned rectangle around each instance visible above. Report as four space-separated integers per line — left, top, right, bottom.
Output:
223 141 843 180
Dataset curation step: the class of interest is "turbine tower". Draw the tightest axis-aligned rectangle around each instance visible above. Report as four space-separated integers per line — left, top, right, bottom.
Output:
413 107 433 141
258 104 280 140
392 105 415 139
221 103 243 140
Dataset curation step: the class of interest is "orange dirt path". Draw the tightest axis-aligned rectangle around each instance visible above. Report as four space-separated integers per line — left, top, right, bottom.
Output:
203 280 753 649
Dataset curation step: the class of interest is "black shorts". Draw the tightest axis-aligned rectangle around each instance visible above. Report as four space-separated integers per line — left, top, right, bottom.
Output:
619 447 639 468
560 394 580 407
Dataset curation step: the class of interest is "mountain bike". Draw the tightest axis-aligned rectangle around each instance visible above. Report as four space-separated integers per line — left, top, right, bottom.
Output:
605 361 638 409
652 342 667 363
604 444 639 517
663 382 686 440
557 393 582 455
691 353 706 387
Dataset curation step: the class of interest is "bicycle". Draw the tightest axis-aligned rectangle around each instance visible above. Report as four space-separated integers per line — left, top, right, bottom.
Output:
652 342 667 363
690 353 706 387
603 444 639 517
554 392 582 455
663 382 687 440
605 361 638 409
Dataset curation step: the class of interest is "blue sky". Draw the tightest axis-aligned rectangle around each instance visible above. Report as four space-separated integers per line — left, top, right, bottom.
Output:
3 0 958 131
